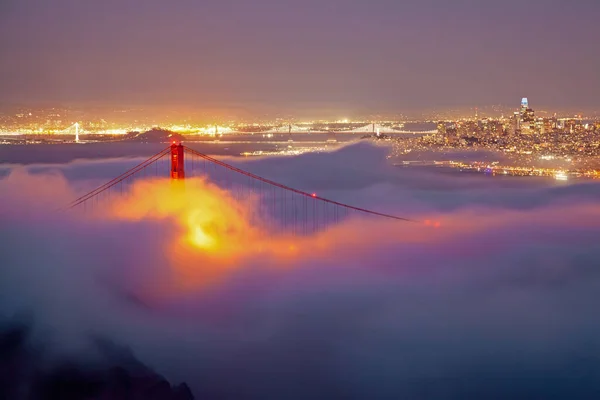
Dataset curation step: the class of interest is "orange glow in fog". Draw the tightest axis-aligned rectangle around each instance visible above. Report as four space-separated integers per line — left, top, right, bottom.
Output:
110 178 262 256
104 177 435 294
107 178 309 290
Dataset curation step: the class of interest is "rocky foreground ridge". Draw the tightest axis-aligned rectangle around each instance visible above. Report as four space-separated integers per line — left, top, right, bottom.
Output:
0 324 194 400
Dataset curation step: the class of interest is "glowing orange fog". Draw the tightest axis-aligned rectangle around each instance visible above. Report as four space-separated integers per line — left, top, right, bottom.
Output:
108 178 310 288
110 178 261 252
104 177 446 292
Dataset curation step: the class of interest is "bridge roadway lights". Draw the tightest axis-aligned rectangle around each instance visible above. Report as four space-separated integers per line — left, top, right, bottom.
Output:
170 143 185 180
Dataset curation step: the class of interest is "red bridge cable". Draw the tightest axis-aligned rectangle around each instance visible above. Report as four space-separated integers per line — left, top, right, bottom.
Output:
183 146 414 222
64 147 171 210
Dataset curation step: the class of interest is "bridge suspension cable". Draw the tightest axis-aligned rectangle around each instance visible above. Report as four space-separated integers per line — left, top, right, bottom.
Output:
183 146 414 222
63 146 172 210
64 143 415 225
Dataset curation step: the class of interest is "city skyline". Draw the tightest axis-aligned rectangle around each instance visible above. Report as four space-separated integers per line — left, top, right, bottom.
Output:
0 97 597 128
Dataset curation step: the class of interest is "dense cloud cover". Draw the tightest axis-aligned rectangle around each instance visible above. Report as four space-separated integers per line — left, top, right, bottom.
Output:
1 142 600 399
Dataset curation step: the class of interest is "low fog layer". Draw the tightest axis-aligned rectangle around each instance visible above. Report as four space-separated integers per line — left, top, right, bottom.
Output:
1 143 600 399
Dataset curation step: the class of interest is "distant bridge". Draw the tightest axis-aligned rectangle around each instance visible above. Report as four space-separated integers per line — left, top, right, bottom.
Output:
341 123 435 135
248 123 435 135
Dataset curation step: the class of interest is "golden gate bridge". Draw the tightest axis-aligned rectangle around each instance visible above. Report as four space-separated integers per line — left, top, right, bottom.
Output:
65 143 413 234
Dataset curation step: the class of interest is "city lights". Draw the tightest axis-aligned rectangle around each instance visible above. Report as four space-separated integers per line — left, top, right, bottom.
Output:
1 99 599 180
389 98 600 181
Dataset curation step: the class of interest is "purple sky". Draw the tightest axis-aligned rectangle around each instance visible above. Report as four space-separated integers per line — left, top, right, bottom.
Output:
1 0 599 114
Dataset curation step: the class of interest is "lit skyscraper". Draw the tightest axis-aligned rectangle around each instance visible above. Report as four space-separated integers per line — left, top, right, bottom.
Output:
519 97 536 133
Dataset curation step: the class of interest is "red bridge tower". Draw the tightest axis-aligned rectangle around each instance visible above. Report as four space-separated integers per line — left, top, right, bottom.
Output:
170 143 185 179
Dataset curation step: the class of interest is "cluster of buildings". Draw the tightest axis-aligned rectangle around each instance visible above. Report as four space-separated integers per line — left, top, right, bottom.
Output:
438 98 598 141
508 98 594 135
434 98 600 150
382 98 600 178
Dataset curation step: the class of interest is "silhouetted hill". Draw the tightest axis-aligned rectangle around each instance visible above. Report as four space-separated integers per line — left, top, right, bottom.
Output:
123 129 184 143
0 324 194 400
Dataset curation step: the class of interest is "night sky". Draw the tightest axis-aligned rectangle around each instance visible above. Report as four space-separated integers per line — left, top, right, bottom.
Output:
1 0 599 113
